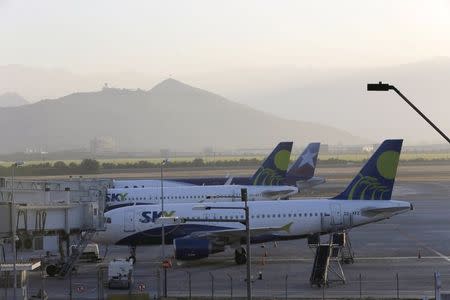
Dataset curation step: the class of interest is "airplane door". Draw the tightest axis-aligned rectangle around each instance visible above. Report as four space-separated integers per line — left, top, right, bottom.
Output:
124 209 135 232
330 203 342 226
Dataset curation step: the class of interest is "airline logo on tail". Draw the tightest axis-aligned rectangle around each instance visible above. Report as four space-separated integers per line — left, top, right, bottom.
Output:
287 142 320 180
250 142 293 185
333 140 402 201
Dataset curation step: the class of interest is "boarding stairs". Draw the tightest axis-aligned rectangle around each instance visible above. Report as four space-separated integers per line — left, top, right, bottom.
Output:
339 232 355 264
59 230 96 278
309 232 348 287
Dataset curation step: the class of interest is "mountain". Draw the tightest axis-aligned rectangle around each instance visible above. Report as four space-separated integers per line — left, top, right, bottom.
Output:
192 57 450 145
0 64 161 102
0 79 362 154
0 92 28 107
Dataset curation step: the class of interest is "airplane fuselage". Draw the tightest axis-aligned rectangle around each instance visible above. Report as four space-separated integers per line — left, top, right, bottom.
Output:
105 185 299 210
94 199 412 247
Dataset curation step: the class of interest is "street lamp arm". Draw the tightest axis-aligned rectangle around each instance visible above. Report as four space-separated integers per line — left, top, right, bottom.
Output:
367 82 450 144
391 86 450 144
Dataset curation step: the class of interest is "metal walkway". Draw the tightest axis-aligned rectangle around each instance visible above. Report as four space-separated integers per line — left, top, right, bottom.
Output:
59 230 96 278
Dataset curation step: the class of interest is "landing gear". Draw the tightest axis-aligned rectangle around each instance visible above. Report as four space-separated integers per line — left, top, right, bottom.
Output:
234 247 247 265
128 246 137 264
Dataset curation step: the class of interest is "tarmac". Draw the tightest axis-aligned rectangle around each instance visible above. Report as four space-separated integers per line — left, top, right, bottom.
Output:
13 166 450 299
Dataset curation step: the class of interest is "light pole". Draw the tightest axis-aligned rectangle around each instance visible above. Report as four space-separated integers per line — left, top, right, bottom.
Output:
367 82 450 144
11 161 24 300
193 188 252 300
160 159 168 298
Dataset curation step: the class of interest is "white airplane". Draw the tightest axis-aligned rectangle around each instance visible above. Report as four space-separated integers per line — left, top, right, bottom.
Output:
93 140 412 264
113 142 294 188
105 184 299 210
112 142 324 189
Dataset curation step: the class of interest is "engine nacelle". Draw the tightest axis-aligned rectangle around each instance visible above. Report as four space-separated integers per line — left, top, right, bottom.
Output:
174 238 224 261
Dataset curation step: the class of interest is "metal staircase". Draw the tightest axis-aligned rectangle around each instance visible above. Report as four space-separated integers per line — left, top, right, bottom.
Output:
310 245 332 287
59 230 96 278
309 233 347 287
340 232 355 264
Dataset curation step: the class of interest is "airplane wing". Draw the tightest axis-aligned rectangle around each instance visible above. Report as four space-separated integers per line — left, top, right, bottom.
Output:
261 189 296 198
224 176 234 185
361 206 409 217
188 222 293 242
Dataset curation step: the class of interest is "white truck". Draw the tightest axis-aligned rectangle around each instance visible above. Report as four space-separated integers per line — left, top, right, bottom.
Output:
108 259 133 289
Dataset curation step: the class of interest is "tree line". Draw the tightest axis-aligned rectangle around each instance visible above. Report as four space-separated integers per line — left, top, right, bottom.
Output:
1 156 448 177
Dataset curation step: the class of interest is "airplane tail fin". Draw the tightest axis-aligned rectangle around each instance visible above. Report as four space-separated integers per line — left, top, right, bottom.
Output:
287 142 320 180
333 139 403 200
250 142 293 185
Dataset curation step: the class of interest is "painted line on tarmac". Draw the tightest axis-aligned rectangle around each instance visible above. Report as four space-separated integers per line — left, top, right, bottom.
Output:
423 247 450 263
396 227 450 263
261 256 443 262
136 255 444 266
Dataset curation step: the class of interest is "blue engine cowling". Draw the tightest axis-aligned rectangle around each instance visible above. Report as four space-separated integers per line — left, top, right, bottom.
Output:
174 238 223 261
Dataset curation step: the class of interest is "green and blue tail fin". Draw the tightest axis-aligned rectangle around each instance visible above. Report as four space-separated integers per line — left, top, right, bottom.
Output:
333 139 403 200
250 142 293 185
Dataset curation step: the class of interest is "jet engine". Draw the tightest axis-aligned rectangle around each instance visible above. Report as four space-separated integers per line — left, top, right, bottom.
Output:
173 238 224 260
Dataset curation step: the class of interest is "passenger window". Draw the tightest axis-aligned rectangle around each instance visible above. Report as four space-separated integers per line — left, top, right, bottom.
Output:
310 213 313 217
315 213 318 216
256 215 260 218
288 214 291 217
262 215 265 218
293 214 296 217
278 214 281 218
272 214 276 218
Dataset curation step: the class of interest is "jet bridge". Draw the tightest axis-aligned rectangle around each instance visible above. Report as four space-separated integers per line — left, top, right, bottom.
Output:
0 178 112 277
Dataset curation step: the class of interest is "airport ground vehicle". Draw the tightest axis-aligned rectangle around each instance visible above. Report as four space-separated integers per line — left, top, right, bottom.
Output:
108 259 134 289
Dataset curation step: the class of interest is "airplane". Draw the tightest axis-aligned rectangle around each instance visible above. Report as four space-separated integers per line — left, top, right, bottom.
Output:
285 142 325 189
113 142 325 188
105 184 299 211
113 141 293 188
93 139 412 264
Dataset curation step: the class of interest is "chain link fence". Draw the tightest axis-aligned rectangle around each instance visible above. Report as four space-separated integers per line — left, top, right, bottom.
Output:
6 266 450 299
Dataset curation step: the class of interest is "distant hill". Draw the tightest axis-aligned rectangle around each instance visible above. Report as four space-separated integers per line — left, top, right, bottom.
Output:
200 57 450 145
0 79 362 154
0 92 28 107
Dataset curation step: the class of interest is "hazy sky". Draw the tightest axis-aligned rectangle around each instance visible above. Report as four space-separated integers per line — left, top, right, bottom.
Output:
1 0 450 74
1 1 450 146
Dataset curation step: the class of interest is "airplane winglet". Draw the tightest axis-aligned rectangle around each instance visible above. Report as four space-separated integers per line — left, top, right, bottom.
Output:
281 222 294 233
